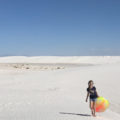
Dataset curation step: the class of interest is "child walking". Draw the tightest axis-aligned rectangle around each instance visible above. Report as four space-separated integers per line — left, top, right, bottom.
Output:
86 80 99 117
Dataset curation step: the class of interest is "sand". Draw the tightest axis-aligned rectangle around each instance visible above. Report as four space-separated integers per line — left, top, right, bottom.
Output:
0 56 119 120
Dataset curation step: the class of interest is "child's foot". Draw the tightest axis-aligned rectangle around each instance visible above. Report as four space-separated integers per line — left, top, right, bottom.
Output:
91 111 94 116
93 114 96 117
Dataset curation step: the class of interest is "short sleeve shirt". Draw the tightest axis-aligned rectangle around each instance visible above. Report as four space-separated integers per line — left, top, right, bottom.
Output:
87 86 97 99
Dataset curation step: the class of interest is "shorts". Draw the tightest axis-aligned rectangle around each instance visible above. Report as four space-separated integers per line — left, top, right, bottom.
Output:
90 98 97 102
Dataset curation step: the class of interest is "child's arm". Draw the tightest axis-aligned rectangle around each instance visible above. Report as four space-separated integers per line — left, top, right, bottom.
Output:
95 87 99 97
86 92 89 102
96 91 99 97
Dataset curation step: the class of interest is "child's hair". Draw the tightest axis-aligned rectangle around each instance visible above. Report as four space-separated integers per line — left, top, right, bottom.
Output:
88 80 93 88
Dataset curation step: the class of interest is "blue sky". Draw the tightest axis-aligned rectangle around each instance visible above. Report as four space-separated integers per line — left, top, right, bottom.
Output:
0 0 120 56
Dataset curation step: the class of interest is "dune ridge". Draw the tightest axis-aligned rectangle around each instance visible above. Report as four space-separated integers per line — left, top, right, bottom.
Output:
0 56 120 64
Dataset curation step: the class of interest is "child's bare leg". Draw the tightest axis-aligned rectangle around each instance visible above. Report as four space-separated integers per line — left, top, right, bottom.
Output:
90 101 94 116
93 101 96 117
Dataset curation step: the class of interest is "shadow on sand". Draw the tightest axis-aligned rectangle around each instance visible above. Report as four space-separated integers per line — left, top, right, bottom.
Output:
59 112 91 117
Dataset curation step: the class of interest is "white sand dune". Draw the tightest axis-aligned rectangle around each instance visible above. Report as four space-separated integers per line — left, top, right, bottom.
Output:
0 56 120 120
0 56 120 64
